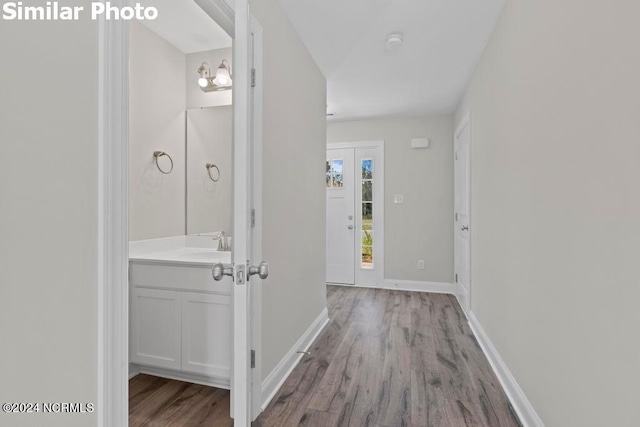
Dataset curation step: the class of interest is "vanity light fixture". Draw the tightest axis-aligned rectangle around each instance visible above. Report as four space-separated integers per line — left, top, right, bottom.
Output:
197 60 232 92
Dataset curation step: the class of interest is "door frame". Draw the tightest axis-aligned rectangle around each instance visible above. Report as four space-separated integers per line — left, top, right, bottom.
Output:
454 112 471 313
327 141 385 287
97 0 264 425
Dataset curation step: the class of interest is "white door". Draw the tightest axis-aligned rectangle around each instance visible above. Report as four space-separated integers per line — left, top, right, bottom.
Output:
326 149 356 284
454 114 471 311
223 1 266 425
326 143 385 287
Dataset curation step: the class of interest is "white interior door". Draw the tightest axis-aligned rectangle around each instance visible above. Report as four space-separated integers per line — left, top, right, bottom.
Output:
231 0 253 424
454 115 471 311
326 149 355 284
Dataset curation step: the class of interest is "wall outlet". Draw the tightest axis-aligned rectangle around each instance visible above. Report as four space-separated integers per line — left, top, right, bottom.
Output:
394 194 404 204
417 260 425 270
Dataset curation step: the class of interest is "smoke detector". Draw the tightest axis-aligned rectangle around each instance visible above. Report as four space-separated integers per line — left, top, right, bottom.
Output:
385 33 403 50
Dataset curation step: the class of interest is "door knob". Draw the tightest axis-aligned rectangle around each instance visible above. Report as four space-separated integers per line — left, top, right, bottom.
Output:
461 226 469 231
212 263 233 281
248 261 269 279
348 225 354 230
348 215 353 220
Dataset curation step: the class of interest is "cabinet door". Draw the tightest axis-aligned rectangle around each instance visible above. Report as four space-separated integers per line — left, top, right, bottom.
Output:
181 292 231 378
130 288 181 370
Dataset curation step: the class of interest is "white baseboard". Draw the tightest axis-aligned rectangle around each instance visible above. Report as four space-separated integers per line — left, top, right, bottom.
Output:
383 279 454 294
128 363 230 390
261 307 330 410
465 310 544 427
128 363 140 380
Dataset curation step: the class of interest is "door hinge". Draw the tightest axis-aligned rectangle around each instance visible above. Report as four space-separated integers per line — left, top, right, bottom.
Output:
455 212 458 222
251 209 256 228
455 152 458 160
251 68 256 88
251 350 256 368
455 274 458 283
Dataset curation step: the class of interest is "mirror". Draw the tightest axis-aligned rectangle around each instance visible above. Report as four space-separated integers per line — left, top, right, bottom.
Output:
186 106 233 236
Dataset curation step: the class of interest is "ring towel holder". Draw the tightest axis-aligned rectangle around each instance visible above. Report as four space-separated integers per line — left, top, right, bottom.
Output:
206 163 220 182
153 151 174 174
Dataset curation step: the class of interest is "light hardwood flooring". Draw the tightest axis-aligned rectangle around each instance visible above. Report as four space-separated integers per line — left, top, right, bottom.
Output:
130 285 521 427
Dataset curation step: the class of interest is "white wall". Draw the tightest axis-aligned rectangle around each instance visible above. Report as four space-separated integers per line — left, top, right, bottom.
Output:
186 48 233 109
129 22 186 241
455 1 640 426
0 7 98 427
250 0 328 378
186 106 233 235
327 116 454 283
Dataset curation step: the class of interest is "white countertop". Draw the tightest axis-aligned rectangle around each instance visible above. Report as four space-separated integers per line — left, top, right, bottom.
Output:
129 236 231 267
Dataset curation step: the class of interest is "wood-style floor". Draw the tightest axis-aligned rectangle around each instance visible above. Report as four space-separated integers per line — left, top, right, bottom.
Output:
129 374 232 427
255 286 520 427
130 285 521 427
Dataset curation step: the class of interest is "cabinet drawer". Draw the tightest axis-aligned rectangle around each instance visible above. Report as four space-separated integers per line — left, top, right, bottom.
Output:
130 262 232 294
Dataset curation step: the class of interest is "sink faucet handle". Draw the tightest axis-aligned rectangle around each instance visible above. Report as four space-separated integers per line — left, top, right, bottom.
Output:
217 231 226 251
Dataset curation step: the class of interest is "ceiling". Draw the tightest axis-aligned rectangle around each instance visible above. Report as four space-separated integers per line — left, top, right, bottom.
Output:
139 0 231 54
278 0 505 121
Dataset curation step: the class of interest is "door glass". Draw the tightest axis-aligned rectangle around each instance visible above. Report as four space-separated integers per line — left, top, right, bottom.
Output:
326 161 331 187
361 158 374 268
326 159 344 188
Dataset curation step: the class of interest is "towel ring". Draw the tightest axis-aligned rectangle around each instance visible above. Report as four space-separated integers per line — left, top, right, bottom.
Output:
206 163 220 182
153 151 173 174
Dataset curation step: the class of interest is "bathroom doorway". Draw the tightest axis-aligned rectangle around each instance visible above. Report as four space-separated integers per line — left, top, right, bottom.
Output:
98 0 264 425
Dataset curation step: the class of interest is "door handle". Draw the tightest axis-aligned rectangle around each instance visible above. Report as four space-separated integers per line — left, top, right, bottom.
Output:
461 226 469 231
348 225 354 230
212 263 233 281
248 261 269 279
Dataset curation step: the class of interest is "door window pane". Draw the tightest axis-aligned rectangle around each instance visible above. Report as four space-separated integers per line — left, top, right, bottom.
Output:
362 181 373 202
326 159 344 188
331 160 343 174
362 202 372 220
362 159 373 179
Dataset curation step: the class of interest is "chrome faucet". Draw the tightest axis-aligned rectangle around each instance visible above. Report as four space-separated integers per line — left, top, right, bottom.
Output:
216 231 231 251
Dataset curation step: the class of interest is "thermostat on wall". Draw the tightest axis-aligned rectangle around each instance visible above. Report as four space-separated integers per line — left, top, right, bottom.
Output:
411 138 430 149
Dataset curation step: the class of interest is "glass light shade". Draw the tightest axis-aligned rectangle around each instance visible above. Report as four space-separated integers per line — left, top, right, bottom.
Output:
198 77 209 88
215 65 231 86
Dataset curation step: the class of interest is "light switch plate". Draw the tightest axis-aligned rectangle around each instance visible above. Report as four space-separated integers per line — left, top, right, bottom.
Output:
394 194 404 204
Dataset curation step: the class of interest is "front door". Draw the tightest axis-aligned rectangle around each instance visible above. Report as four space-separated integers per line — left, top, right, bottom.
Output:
326 149 356 284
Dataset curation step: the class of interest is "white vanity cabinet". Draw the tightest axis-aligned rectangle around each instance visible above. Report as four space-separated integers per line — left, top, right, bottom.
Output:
129 259 232 388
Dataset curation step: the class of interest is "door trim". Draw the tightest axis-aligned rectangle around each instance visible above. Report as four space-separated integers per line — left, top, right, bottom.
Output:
454 111 471 312
97 1 264 425
327 141 385 287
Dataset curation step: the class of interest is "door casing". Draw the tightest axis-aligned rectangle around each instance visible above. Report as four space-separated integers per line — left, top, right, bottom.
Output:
97 0 265 425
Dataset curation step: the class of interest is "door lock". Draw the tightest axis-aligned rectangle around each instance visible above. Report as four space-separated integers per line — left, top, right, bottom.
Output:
348 225 354 230
461 226 469 231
